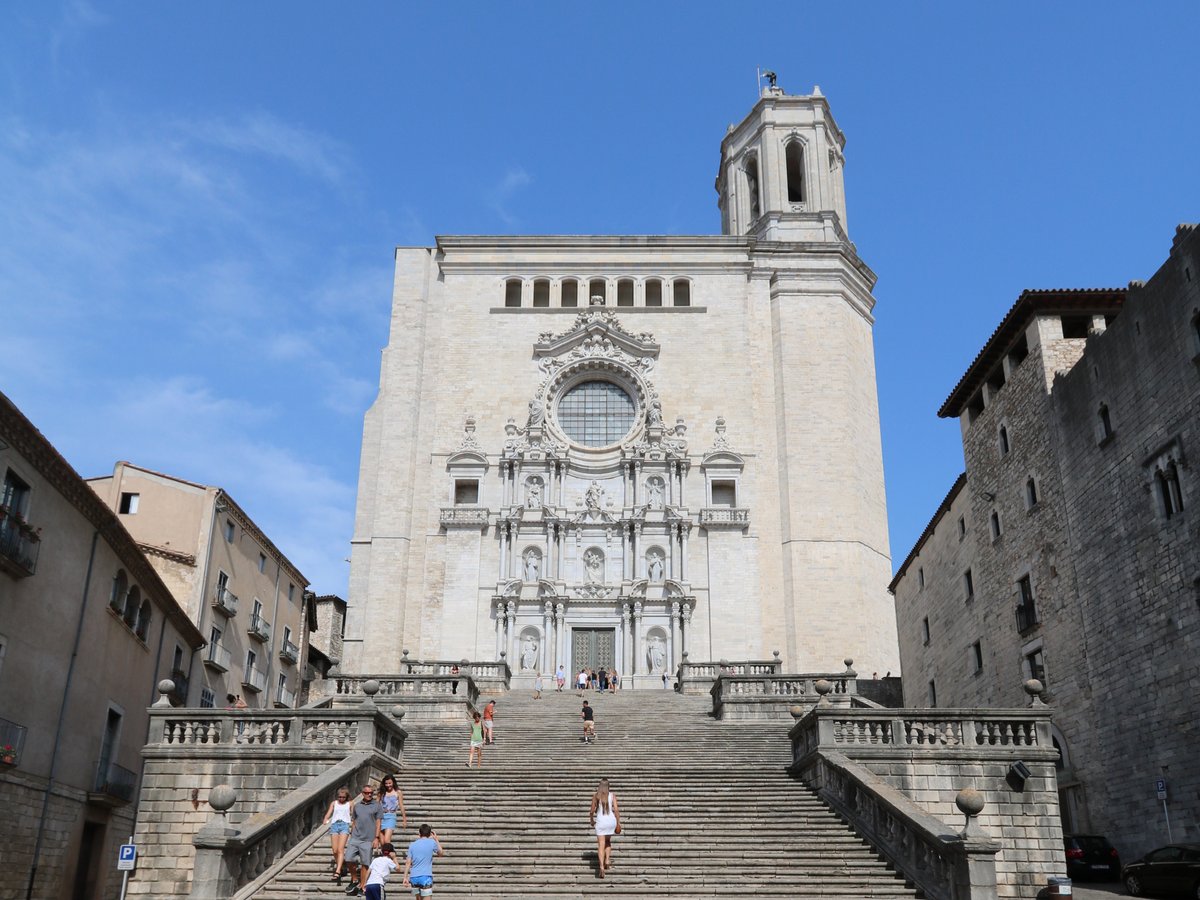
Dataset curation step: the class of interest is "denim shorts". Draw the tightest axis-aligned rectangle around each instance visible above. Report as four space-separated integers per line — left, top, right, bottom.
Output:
381 813 397 830
329 821 349 835
410 875 433 895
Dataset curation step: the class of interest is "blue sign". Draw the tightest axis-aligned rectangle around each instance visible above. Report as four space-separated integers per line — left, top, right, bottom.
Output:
117 844 137 871
1155 778 1168 800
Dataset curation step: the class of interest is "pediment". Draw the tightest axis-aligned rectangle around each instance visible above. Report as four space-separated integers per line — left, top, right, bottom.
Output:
447 450 489 469
534 310 659 363
701 450 745 469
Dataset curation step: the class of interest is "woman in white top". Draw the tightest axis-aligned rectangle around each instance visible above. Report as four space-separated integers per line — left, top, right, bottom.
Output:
321 787 354 882
589 778 621 879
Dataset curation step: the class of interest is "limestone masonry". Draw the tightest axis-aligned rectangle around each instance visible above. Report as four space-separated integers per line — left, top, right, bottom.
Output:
346 85 900 681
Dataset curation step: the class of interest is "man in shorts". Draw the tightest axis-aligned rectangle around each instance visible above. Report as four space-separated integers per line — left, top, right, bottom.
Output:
403 823 444 897
482 699 496 745
344 783 383 897
581 699 596 743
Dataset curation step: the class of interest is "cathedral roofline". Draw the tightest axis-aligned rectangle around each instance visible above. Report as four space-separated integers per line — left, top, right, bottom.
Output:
432 235 753 252
938 288 1126 418
720 88 847 158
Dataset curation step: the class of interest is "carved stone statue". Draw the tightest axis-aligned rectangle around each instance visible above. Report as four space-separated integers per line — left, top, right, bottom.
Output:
527 398 545 428
584 481 602 511
525 478 542 508
647 551 664 583
521 636 538 672
646 477 664 510
523 549 540 582
647 398 663 427
647 635 666 674
583 549 604 584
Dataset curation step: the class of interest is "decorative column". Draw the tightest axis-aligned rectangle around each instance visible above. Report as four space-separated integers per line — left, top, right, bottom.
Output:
498 522 509 580
634 523 645 579
633 462 642 506
494 601 505 660
555 603 566 671
506 600 518 663
681 603 692 656
558 462 566 506
670 600 682 671
542 600 553 673
500 462 509 507
632 601 643 675
680 523 690 582
622 523 632 581
621 604 632 678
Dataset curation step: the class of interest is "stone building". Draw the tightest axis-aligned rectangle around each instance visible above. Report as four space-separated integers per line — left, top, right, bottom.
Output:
0 390 205 900
88 462 310 710
891 223 1200 859
346 84 900 681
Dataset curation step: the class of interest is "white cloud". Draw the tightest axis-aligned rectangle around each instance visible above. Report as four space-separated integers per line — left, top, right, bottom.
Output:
487 166 532 227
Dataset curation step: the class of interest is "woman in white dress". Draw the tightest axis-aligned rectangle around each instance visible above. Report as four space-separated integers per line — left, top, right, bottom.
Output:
589 778 621 878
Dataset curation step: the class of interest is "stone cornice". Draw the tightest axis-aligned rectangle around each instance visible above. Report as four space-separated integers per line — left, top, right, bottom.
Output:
138 541 197 566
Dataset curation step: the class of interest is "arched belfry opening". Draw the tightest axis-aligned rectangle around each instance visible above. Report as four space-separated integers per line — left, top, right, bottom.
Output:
785 141 805 203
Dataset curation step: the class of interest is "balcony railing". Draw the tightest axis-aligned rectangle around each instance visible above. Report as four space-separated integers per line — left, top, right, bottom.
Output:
0 716 28 766
92 760 138 805
699 507 750 529
275 685 297 708
439 506 490 528
0 509 41 577
1015 601 1040 634
279 639 299 664
212 587 239 617
204 642 231 672
242 664 268 693
247 613 271 643
169 668 189 703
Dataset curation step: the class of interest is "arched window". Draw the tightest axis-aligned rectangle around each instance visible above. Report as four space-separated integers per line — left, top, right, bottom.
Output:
672 279 691 307
745 157 760 220
617 279 634 307
644 279 663 307
123 585 141 628
532 279 550 308
560 279 578 308
110 570 128 612
504 278 522 308
135 600 152 641
589 278 607 305
785 141 805 203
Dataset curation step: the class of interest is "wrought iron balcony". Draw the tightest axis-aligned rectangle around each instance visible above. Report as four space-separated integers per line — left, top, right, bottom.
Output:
279 639 299 664
242 664 268 693
204 642 231 672
92 761 137 805
275 685 297 708
0 508 41 577
0 716 28 767
247 613 271 643
212 586 239 617
1015 601 1040 634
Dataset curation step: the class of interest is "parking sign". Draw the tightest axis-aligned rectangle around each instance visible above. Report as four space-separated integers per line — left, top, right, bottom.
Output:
117 844 137 871
1155 778 1168 800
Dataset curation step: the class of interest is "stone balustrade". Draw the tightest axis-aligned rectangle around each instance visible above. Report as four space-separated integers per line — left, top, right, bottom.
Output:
308 672 481 721
439 506 490 528
676 655 782 695
710 671 856 719
148 707 405 758
697 507 750 528
789 683 1063 899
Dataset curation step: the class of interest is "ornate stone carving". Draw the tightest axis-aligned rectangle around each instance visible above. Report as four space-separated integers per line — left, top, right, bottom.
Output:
647 550 664 583
524 476 543 509
583 548 604 584
710 416 731 451
456 415 482 451
523 549 541 582
647 634 667 674
646 476 665 509
520 635 539 672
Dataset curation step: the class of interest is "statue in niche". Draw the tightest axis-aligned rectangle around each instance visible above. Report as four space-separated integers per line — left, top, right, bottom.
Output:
525 478 542 508
584 482 603 511
527 398 545 429
647 551 664 583
647 398 663 427
523 549 541 582
646 477 664 510
521 635 539 672
583 549 604 584
647 634 667 674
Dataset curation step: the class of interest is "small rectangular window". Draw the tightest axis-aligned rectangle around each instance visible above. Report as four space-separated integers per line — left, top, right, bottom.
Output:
645 280 663 307
200 688 215 709
957 515 966 539
504 279 522 308
258 553 267 573
224 520 236 543
1025 477 1039 509
1024 647 1046 685
209 625 222 646
455 480 480 505
617 280 634 307
288 583 295 605
560 280 578 307
927 679 937 708
589 279 607 305
963 569 974 601
990 511 1002 541
2 469 31 517
119 492 140 514
1061 315 1090 339
672 279 691 307
532 280 550 308
921 617 930 645
917 568 925 590
970 640 983 674
710 481 737 507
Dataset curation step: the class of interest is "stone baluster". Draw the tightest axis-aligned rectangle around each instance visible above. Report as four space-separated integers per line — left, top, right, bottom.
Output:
632 601 643 675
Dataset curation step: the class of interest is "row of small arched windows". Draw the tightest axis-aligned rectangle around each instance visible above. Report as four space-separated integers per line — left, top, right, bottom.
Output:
504 277 691 309
109 568 152 642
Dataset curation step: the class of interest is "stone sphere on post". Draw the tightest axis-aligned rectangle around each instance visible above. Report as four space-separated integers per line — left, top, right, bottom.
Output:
154 679 176 707
1023 678 1047 707
789 705 807 721
814 679 833 707
361 680 381 706
208 784 237 817
843 658 856 677
955 788 986 837
391 705 407 722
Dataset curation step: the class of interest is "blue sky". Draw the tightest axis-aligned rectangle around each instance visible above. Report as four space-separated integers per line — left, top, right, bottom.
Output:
2 2 1196 596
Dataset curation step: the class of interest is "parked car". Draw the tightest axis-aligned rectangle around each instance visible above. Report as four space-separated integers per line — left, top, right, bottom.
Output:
1064 833 1121 881
1123 843 1200 897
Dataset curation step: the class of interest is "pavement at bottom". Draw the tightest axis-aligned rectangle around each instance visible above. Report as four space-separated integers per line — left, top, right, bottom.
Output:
1066 882 1125 899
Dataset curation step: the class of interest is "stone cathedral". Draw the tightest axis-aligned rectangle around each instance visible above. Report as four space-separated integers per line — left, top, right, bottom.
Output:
344 84 901 685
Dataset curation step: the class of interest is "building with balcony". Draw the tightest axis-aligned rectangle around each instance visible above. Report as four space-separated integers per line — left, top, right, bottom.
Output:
87 462 310 711
0 390 206 900
890 224 1200 860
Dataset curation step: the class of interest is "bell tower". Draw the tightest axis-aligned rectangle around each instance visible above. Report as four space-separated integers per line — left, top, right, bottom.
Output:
716 83 849 242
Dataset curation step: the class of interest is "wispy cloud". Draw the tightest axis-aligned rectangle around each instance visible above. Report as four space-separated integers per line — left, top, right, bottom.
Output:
487 166 532 227
48 0 107 73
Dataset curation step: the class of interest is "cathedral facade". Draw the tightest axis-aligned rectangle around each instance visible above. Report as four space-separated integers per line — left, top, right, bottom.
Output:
344 86 900 682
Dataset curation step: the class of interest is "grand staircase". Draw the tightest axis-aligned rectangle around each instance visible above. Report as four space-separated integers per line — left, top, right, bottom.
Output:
253 689 919 898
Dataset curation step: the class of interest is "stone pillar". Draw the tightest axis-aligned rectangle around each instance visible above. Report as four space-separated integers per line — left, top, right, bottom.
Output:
670 601 682 670
500 462 509 507
506 601 518 662
542 600 552 673
680 523 690 582
621 604 632 678
555 603 566 672
494 601 505 660
633 461 642 506
622 524 632 581
681 603 692 656
632 601 643 675
635 524 645 579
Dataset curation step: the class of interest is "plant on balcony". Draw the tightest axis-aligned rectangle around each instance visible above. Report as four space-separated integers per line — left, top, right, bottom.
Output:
1 744 16 765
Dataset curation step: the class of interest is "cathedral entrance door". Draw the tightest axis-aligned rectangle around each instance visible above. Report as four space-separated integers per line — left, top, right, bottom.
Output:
572 628 616 673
